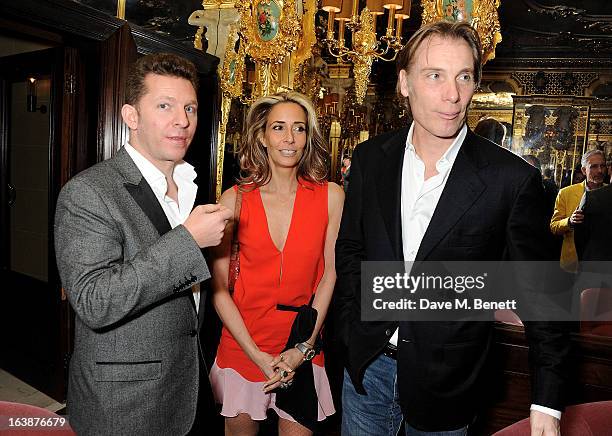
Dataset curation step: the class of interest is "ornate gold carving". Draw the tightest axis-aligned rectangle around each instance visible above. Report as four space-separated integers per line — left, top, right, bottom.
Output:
329 63 352 79
218 21 245 199
202 0 238 10
421 0 502 64
216 94 233 201
290 0 317 75
194 26 205 50
351 8 376 103
237 0 300 64
219 23 245 98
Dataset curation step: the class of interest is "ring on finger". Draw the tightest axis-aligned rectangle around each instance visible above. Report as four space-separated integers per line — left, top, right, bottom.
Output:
280 369 288 379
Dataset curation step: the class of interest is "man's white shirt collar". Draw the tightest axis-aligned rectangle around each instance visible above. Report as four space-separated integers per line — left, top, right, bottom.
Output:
124 143 197 218
124 143 196 194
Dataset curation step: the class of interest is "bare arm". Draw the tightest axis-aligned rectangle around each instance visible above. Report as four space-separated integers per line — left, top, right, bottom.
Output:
307 182 345 345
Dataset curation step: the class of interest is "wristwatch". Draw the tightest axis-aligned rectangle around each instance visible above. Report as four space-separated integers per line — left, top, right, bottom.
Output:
295 342 316 361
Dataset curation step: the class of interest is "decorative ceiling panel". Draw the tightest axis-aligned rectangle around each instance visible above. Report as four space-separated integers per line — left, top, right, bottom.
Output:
76 0 201 47
74 1 612 57
496 0 612 56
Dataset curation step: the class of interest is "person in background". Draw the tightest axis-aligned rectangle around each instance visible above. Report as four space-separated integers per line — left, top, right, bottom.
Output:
474 117 505 146
574 184 612 264
523 154 562 259
522 155 558 218
560 164 585 188
543 167 557 187
341 156 351 191
500 121 513 149
550 149 607 272
210 92 342 435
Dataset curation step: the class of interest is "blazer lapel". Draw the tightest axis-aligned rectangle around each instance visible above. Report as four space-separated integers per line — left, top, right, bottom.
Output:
376 127 409 261
115 147 200 315
125 179 172 237
416 132 486 261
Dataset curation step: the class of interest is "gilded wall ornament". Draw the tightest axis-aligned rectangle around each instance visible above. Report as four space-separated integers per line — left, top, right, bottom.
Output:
421 0 502 63
351 8 377 104
220 23 246 99
290 0 317 76
238 0 301 64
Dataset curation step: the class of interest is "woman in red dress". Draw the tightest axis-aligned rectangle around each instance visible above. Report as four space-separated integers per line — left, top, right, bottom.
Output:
210 92 343 435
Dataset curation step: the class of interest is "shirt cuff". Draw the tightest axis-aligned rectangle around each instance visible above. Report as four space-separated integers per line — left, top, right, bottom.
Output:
530 404 562 420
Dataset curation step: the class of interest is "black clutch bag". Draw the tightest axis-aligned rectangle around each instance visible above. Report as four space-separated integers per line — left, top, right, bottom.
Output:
275 302 321 431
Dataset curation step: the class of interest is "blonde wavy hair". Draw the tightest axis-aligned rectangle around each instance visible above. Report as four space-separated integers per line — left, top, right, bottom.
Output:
237 91 329 186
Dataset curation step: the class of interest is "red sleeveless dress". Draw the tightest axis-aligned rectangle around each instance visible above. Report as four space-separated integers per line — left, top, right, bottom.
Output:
210 180 335 421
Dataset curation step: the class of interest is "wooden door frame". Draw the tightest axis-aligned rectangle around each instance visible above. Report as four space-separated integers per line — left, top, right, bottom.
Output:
0 48 69 400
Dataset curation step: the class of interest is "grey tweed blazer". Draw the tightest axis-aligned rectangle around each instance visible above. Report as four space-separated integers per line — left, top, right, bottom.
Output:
54 147 210 435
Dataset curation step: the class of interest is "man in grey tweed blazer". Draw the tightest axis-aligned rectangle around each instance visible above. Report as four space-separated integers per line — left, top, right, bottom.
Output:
54 53 231 435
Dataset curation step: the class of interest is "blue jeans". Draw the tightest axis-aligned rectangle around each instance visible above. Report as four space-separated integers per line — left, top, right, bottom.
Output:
342 354 468 436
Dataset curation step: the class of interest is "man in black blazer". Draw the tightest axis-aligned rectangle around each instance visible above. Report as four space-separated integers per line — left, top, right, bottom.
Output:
334 22 569 435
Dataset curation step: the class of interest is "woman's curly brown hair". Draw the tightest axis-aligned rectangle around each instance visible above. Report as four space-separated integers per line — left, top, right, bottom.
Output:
237 92 329 187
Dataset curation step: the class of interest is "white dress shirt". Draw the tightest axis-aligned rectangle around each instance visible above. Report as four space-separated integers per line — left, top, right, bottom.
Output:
387 124 560 420
388 123 465 347
125 143 200 312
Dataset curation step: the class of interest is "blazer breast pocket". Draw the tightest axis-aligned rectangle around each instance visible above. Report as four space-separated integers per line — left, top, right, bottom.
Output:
94 360 162 382
447 227 494 248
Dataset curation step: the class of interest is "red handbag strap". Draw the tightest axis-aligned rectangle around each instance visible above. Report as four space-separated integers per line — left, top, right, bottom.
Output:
232 188 242 243
228 188 243 294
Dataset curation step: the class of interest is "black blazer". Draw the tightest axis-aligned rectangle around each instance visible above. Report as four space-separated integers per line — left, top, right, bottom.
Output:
334 127 569 431
575 184 612 263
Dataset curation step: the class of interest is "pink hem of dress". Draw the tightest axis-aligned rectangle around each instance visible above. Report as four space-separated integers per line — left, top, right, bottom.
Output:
210 359 336 422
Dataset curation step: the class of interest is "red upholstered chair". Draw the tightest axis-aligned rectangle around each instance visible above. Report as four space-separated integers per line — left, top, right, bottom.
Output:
492 401 612 435
0 401 75 435
580 288 612 337
494 309 523 326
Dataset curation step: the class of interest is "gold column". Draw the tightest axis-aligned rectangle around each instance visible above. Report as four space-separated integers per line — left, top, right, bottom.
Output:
216 94 232 201
116 0 126 19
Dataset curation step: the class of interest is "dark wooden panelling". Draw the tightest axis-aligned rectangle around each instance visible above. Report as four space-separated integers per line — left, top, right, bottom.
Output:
0 0 124 42
96 23 136 160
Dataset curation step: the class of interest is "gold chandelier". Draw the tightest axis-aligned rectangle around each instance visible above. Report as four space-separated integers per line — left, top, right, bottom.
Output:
321 0 411 103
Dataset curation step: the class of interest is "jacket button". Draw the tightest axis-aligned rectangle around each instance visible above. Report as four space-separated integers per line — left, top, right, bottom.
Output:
189 329 197 337
385 329 392 336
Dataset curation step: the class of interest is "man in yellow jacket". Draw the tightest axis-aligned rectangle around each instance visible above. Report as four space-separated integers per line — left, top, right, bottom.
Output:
550 149 607 271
